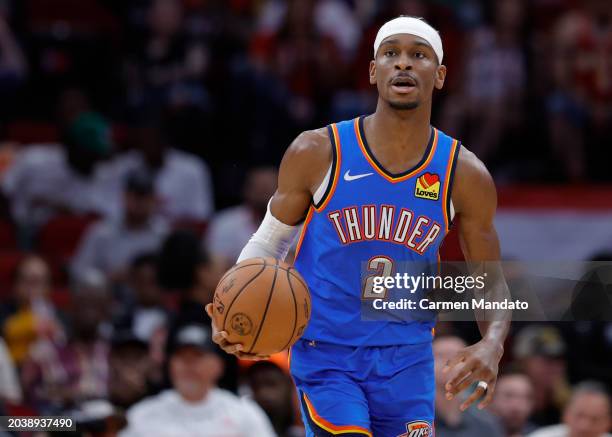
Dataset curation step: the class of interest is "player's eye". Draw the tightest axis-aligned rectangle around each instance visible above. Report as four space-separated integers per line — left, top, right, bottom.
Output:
384 49 397 57
414 51 426 59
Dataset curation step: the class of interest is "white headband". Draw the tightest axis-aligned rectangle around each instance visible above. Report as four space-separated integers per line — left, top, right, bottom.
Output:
373 16 443 63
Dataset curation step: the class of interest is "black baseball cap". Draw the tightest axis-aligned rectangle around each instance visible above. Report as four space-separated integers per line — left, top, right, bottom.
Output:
171 324 218 354
513 325 567 359
124 168 155 195
110 328 148 350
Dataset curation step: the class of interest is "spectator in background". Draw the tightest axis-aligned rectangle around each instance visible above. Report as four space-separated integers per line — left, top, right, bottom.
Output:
433 335 504 437
250 0 344 129
21 271 112 414
71 169 169 283
527 381 611 437
68 399 126 436
490 369 537 436
0 337 21 406
2 255 63 365
123 0 209 110
246 360 304 437
514 325 571 427
119 324 276 437
547 0 612 181
105 114 214 223
113 253 168 344
205 166 278 268
440 0 527 170
0 0 27 100
256 0 360 60
158 230 237 393
108 329 155 411
1 112 113 237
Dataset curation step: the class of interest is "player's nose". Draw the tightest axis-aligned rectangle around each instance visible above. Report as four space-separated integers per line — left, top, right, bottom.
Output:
394 52 413 70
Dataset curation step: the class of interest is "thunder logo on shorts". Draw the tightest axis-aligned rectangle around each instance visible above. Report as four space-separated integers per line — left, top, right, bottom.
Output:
398 420 433 437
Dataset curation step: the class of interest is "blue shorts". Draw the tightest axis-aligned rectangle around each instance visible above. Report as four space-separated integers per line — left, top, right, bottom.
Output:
289 338 435 437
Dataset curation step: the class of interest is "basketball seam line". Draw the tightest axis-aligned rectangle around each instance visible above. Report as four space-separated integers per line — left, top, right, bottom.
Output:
279 268 299 352
220 259 307 292
287 267 309 293
248 259 279 354
221 260 308 299
288 268 311 311
217 257 266 285
221 261 267 331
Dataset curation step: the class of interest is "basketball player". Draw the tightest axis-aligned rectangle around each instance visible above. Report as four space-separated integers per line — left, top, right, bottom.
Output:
207 16 510 437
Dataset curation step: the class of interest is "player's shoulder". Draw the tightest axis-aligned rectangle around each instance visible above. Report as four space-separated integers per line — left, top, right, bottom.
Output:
286 127 332 162
454 145 494 187
451 144 497 213
280 126 333 189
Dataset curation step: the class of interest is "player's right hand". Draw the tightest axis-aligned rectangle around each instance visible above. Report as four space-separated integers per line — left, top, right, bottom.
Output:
205 303 271 361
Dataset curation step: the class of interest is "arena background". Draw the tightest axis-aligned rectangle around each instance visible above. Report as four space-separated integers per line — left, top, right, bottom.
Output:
0 0 610 436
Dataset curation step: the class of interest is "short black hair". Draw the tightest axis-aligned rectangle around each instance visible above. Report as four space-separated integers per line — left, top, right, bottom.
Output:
124 168 155 195
571 381 610 400
131 252 158 270
157 230 207 290
246 360 285 379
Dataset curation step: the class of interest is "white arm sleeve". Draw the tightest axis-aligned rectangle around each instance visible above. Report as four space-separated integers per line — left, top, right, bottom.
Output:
237 200 301 263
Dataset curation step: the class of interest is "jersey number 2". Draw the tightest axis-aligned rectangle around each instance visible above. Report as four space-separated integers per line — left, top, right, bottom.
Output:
362 256 394 299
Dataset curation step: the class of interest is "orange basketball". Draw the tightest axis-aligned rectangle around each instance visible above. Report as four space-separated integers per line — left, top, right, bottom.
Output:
211 257 311 356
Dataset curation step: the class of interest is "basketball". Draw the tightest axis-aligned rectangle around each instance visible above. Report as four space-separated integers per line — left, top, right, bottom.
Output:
211 257 311 356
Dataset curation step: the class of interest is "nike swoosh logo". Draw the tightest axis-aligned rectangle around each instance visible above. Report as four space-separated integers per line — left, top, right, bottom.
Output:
344 170 374 181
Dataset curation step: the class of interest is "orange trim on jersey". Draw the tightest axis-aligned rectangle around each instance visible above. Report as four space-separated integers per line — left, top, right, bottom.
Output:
354 118 439 184
293 206 314 262
303 393 373 436
442 139 459 233
315 123 342 212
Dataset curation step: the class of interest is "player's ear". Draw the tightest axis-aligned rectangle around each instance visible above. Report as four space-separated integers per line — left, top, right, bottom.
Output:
369 59 376 85
434 64 447 90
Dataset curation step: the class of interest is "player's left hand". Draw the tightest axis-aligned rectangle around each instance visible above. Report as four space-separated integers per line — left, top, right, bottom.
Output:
442 339 504 411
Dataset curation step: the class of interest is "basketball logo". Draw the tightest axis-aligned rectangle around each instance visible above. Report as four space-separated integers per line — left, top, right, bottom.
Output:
222 278 235 294
398 421 432 437
415 173 440 201
230 313 253 336
213 295 225 315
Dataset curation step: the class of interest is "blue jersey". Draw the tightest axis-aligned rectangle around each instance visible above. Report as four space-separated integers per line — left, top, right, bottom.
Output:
293 115 460 346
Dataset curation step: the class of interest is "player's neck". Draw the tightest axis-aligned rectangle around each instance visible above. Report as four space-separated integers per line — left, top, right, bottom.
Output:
369 101 431 152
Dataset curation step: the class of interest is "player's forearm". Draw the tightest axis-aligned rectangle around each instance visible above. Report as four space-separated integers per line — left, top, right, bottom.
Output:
474 267 511 352
236 200 301 263
477 319 509 354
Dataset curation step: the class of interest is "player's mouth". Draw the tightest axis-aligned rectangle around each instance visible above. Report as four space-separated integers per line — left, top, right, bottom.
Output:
390 75 417 94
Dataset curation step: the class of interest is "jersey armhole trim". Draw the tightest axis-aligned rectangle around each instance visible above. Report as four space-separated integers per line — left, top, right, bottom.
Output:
313 124 341 212
443 139 461 232
293 206 314 262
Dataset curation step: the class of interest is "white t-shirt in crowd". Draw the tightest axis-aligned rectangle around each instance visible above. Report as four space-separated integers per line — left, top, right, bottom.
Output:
204 205 258 262
527 424 612 437
1 144 114 226
119 389 277 437
0 338 22 404
104 149 214 222
70 218 168 278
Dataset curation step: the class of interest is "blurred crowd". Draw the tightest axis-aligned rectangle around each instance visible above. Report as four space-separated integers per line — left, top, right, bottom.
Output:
0 0 610 436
